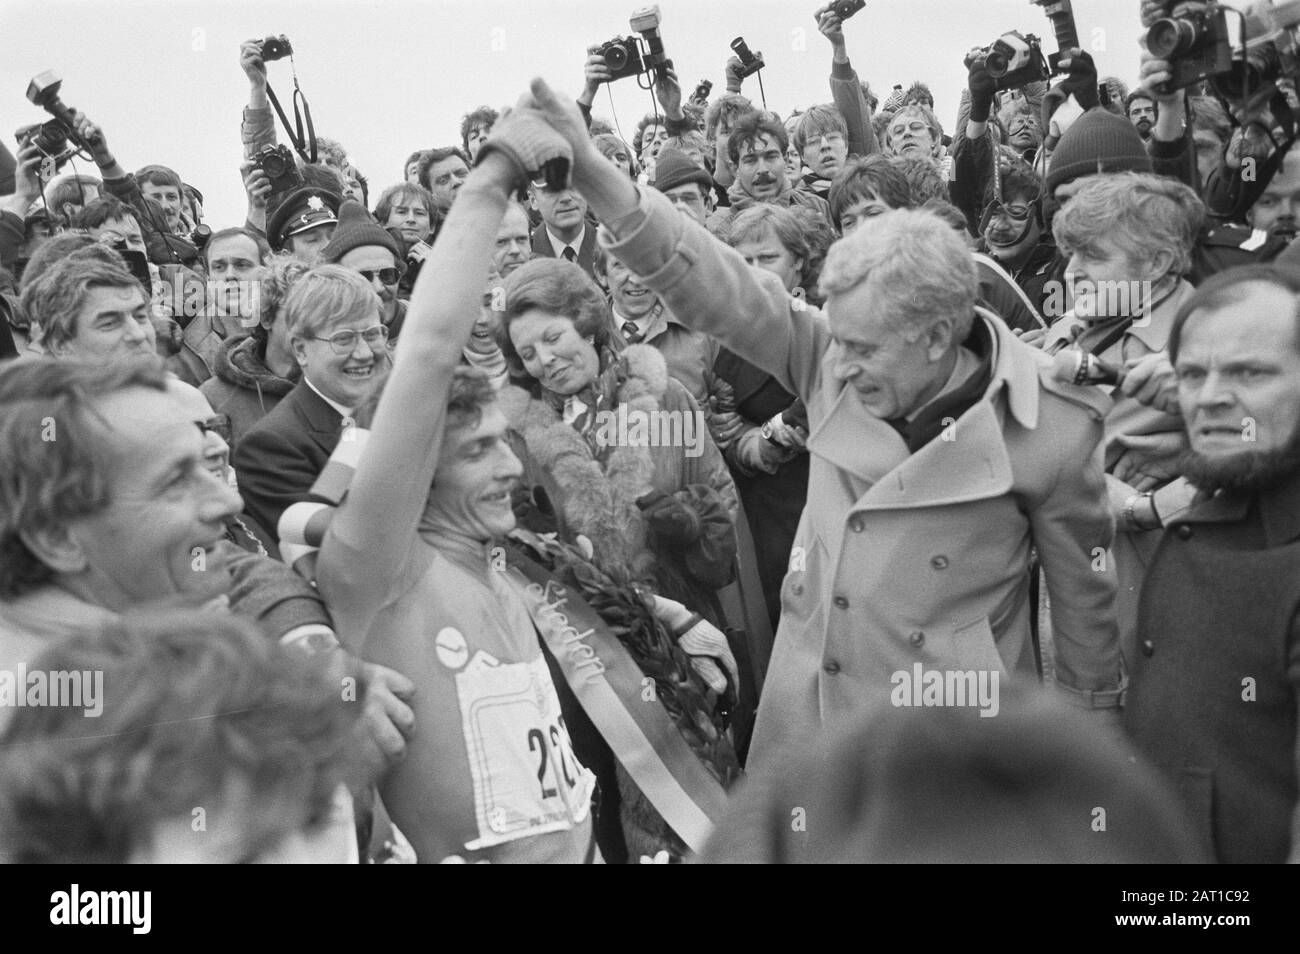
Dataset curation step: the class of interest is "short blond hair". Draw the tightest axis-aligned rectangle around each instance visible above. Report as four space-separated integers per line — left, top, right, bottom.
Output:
284 264 380 340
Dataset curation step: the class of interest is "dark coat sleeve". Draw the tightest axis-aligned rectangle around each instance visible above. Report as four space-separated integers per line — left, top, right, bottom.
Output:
233 418 326 543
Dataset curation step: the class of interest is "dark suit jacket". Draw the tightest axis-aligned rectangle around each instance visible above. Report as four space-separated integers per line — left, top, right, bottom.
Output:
530 222 599 280
233 378 344 542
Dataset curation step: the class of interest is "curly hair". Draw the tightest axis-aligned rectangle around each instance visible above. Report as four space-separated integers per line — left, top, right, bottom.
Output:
890 155 947 207
497 258 613 386
0 608 365 863
727 204 835 302
1053 172 1205 278
0 357 169 599
593 134 641 179
460 106 499 154
726 112 789 168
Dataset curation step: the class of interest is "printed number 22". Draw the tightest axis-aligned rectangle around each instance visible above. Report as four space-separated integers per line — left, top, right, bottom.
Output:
527 729 559 798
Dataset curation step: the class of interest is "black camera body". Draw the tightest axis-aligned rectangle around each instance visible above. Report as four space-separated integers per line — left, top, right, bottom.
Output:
108 238 154 287
691 78 713 106
261 35 293 62
1146 4 1232 93
252 144 304 197
730 37 765 79
831 0 866 21
16 120 76 172
967 32 1049 91
596 36 645 82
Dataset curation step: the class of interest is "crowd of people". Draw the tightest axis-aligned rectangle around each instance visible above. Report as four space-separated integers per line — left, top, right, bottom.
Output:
0 0 1297 864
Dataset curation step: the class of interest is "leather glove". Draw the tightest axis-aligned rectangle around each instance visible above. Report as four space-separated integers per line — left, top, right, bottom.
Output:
967 55 997 124
637 490 703 545
474 106 573 192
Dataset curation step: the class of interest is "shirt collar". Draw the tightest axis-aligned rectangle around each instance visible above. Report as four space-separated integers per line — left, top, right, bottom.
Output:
546 225 586 259
303 376 354 419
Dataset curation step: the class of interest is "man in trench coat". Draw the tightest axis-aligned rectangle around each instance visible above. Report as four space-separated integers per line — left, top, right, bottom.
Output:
529 77 1123 787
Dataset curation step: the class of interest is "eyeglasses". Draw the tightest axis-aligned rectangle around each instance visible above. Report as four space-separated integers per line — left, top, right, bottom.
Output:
985 201 1033 223
357 267 402 285
310 325 389 354
194 414 232 444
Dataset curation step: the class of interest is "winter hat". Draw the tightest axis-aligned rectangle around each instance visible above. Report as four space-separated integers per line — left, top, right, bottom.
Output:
651 147 712 194
319 199 402 264
1046 107 1153 195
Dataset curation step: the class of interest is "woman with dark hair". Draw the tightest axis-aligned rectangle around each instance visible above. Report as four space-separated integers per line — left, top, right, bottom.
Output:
496 256 743 860
716 204 827 638
497 257 740 630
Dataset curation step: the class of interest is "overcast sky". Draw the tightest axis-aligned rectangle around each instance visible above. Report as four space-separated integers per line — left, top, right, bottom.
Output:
1 0 1166 225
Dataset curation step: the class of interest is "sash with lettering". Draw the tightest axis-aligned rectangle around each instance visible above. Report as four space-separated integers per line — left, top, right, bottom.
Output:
279 429 732 855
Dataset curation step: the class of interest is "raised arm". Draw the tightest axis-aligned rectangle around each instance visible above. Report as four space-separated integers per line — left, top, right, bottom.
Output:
528 78 831 402
320 154 515 599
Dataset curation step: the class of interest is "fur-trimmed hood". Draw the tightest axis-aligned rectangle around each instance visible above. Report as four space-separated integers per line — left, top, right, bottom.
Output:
499 344 672 581
213 334 298 398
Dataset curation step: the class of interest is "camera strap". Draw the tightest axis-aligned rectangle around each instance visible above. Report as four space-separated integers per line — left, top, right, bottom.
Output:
265 55 317 164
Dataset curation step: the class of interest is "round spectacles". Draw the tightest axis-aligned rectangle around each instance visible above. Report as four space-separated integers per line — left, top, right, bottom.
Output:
310 325 389 354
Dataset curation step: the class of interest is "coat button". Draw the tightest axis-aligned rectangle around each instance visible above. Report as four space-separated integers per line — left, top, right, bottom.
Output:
823 660 841 674
833 595 849 609
791 583 804 596
1142 639 1154 658
908 631 925 647
849 516 866 533
1176 525 1193 540
930 555 949 570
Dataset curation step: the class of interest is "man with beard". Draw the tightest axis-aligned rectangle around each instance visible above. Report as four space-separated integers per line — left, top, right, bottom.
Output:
706 113 832 239
1245 153 1300 245
1122 266 1300 864
1125 91 1156 143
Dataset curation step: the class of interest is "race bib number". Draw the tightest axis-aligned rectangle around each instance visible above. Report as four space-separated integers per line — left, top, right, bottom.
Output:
457 652 594 850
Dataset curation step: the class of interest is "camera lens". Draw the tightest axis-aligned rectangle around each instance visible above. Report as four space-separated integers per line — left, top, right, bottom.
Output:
730 37 753 63
604 44 628 70
261 154 286 178
985 51 1010 77
1147 17 1199 60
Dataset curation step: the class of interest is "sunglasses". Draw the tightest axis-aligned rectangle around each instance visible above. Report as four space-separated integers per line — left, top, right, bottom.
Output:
357 266 402 285
310 325 389 354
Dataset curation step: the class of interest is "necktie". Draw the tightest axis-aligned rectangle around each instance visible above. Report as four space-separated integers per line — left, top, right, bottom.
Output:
561 246 577 263
622 321 643 344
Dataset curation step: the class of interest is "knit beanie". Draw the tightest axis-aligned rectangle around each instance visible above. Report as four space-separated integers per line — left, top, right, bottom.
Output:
319 199 402 264
652 147 713 194
1046 107 1153 195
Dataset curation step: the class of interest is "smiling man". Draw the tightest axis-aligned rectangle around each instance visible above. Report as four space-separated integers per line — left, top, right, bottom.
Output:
1123 266 1300 864
526 75 1123 793
21 250 156 361
233 265 390 541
